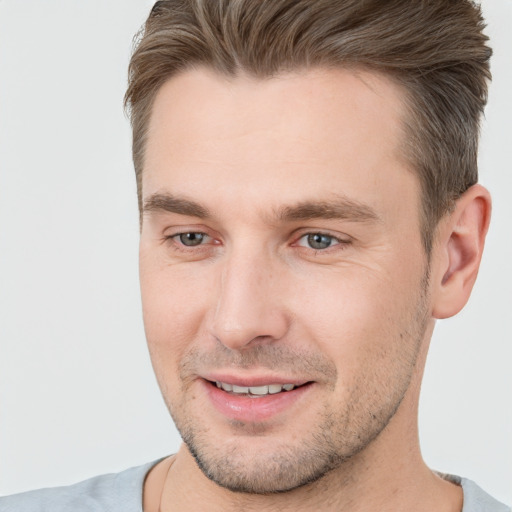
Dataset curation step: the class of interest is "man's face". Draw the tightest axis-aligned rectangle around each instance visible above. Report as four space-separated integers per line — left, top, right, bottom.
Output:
139 68 432 493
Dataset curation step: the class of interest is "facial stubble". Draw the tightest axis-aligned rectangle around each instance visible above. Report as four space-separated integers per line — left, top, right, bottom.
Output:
159 272 431 495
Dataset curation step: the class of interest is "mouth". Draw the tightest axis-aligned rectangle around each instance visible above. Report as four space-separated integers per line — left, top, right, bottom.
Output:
202 377 314 423
212 380 304 397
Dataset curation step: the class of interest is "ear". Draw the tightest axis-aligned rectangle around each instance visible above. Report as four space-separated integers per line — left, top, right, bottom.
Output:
431 184 492 319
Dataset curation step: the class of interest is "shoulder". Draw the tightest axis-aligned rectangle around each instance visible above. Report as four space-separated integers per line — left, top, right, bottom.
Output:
460 478 511 512
0 459 162 512
444 474 510 512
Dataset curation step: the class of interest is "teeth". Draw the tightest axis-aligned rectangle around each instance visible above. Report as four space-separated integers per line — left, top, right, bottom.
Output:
221 382 233 392
248 385 269 395
215 382 297 396
232 384 249 393
268 384 283 394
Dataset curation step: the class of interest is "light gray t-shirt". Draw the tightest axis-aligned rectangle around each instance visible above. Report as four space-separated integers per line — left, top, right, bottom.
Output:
0 460 509 512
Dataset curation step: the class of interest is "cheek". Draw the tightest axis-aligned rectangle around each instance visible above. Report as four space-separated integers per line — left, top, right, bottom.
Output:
139 254 214 376
290 263 424 367
291 268 427 421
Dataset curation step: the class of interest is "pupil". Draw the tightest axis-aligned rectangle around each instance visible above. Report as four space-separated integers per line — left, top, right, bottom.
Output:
180 233 204 246
308 233 332 250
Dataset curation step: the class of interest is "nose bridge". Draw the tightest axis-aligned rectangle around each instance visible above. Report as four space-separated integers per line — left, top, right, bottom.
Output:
211 241 288 350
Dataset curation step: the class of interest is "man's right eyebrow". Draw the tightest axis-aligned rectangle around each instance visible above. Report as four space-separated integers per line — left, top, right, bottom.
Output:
142 193 211 218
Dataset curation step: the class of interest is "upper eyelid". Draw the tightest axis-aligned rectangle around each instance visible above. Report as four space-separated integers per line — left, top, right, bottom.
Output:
298 231 343 239
297 232 338 241
169 231 209 237
165 229 347 238
163 226 213 239
293 228 351 242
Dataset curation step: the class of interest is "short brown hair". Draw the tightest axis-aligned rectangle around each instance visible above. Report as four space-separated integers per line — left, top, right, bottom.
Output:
125 0 491 254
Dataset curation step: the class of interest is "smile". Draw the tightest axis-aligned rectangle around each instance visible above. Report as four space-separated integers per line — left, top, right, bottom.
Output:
214 381 298 396
204 378 313 422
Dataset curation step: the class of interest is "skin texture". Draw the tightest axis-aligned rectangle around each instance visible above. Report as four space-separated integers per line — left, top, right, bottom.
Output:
139 68 490 511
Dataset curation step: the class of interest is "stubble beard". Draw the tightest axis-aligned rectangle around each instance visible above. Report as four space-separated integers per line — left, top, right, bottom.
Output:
161 274 431 495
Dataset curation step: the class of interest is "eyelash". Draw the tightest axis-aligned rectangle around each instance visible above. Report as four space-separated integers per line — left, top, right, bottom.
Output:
164 230 350 254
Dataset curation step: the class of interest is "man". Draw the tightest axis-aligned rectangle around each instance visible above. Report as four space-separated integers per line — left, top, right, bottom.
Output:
0 1 509 511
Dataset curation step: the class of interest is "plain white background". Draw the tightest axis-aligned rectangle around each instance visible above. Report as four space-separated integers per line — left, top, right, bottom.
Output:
0 0 510 504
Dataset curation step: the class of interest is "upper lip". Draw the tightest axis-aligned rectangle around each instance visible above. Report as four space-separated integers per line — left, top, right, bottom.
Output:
202 373 311 387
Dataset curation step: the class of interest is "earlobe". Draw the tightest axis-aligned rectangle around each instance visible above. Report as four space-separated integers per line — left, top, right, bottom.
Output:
431 184 492 319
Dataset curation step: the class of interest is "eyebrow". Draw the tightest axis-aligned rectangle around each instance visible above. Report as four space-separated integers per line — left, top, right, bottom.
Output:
143 193 211 218
143 192 380 224
276 196 380 223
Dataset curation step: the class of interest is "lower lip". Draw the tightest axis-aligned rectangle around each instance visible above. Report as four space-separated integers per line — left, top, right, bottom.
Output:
203 380 313 423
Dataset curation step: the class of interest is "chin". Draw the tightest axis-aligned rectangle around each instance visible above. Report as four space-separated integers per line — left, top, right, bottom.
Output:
185 434 347 494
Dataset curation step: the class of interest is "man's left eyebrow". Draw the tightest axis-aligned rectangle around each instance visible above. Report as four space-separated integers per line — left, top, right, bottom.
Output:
276 197 381 223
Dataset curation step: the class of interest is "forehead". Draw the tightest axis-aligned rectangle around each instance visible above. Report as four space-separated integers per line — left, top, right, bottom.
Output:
143 67 418 222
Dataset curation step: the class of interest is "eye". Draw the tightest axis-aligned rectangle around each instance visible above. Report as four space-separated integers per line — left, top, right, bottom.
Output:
174 232 209 247
298 233 341 250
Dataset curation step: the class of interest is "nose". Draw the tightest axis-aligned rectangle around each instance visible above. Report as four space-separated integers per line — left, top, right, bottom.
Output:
210 247 290 351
